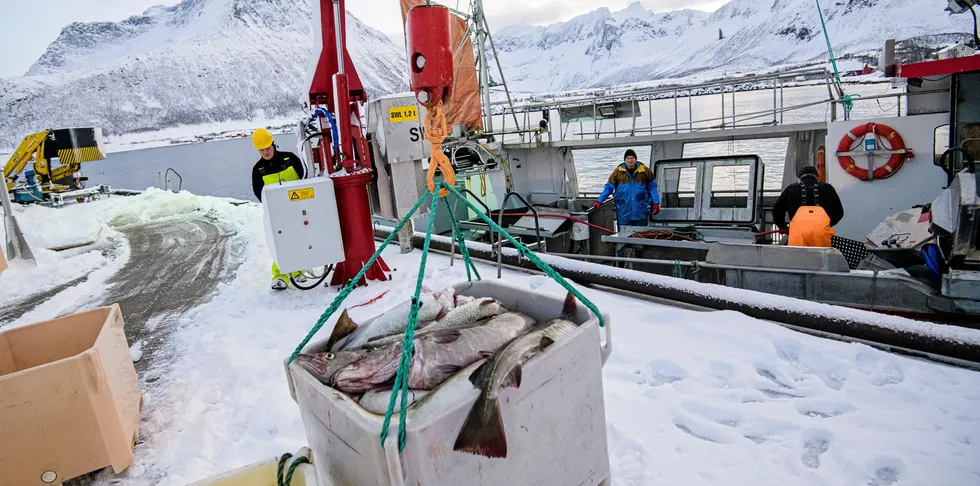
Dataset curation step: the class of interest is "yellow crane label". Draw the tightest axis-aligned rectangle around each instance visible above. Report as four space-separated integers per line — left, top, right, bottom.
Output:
388 106 419 123
288 188 315 201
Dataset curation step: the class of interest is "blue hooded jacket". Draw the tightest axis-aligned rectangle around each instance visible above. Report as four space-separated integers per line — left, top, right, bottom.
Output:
596 162 661 223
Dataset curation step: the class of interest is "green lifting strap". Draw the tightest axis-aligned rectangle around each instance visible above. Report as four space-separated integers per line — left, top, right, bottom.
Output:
440 183 605 329
287 182 605 453
380 189 440 451
286 189 431 364
444 197 481 282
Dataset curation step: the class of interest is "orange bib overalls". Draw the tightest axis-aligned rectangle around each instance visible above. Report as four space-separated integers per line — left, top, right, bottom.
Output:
788 183 835 248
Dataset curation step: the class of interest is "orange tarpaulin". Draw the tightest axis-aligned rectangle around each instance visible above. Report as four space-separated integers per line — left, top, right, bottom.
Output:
400 0 484 132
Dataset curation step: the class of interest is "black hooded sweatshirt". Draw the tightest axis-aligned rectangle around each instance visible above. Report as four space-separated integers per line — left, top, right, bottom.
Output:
772 175 844 230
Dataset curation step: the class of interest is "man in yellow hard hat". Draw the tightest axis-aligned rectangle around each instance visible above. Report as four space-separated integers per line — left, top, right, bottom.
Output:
251 128 310 290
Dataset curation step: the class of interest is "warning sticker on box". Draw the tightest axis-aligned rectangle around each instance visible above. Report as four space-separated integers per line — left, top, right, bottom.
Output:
288 187 315 201
388 106 419 123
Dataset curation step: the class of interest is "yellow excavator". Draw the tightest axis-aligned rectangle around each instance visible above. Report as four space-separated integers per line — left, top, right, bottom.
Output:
3 127 107 199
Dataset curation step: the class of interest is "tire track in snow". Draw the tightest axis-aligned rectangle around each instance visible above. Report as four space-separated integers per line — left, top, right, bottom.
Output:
64 216 242 486
94 217 241 375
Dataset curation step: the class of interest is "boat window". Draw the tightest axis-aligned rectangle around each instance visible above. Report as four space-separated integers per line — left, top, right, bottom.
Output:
662 167 697 208
934 125 949 166
954 72 980 167
710 165 750 208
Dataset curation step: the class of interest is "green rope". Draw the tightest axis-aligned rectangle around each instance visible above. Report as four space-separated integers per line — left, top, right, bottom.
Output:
672 260 682 278
276 453 292 486
444 197 481 281
286 190 431 364
441 182 606 328
276 454 311 486
815 0 855 114
284 457 309 486
381 189 440 452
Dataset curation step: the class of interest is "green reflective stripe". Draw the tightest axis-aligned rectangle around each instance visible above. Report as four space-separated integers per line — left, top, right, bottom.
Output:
262 166 300 186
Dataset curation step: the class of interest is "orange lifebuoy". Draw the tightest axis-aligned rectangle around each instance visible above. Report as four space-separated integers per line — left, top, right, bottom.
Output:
837 123 913 181
817 146 826 182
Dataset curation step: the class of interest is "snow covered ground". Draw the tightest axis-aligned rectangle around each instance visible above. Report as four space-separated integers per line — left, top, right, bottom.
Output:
2 191 979 485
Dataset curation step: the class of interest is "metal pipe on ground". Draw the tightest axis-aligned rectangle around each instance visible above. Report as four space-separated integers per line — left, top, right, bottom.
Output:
374 227 980 365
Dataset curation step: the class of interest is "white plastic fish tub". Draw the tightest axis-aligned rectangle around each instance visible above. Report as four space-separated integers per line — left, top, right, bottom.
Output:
285 280 612 486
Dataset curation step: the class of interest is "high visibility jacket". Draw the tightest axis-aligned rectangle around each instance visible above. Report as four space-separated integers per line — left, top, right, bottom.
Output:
251 150 307 201
596 162 660 223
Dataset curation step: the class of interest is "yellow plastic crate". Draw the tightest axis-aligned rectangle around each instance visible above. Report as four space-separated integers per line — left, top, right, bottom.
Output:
189 448 318 486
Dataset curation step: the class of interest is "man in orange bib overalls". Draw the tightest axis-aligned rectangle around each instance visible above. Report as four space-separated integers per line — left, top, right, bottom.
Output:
773 166 844 247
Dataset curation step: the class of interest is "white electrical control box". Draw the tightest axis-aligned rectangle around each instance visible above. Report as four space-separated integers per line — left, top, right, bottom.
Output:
262 177 345 274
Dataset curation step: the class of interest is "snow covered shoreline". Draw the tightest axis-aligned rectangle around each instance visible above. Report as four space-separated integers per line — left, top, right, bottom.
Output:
2 191 979 485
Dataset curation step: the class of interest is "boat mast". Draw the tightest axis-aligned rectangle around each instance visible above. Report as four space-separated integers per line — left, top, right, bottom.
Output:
471 0 493 134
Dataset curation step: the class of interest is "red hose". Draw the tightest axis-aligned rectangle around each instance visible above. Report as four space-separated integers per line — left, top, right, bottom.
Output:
755 229 789 237
489 212 616 234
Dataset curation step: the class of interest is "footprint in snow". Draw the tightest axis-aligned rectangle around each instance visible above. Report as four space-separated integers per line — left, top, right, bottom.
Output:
682 401 742 428
527 276 547 290
755 365 793 390
707 361 735 389
605 425 648 484
739 417 801 445
855 348 880 375
800 429 833 469
774 339 802 364
673 419 729 444
795 399 857 419
865 457 905 486
871 364 904 387
645 359 687 387
758 388 803 399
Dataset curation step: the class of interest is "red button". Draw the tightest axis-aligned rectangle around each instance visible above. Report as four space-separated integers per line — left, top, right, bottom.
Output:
304 221 309 226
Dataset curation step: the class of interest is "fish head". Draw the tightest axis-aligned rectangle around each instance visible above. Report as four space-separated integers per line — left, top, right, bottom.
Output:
295 350 366 384
477 298 508 317
331 344 403 390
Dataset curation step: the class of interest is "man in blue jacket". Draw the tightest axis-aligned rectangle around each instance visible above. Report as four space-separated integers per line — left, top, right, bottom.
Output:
592 149 661 226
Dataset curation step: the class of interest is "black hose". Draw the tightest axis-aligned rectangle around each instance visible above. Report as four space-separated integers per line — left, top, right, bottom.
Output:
290 264 333 290
302 131 333 172
939 148 977 188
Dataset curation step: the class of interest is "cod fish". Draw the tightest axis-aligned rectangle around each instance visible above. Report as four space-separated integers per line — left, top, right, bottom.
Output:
454 293 579 459
331 312 537 394
358 384 432 415
330 287 456 351
294 350 366 388
364 298 507 348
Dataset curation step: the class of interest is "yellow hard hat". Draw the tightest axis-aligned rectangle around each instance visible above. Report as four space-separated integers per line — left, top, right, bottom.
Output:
252 128 274 150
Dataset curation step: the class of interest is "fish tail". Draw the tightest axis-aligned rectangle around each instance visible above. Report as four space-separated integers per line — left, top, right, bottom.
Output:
454 396 508 458
327 309 359 351
560 292 578 320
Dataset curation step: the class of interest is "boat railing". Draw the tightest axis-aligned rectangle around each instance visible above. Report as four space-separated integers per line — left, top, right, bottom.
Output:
159 168 183 192
489 68 949 145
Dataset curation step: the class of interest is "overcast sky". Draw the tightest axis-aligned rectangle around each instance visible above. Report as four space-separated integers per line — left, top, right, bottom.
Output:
0 0 728 78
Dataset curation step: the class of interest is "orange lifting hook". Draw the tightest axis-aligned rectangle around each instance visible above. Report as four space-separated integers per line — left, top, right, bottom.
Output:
425 102 456 197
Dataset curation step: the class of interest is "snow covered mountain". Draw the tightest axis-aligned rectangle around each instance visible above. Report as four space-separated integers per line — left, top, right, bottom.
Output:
492 0 974 92
0 0 407 148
